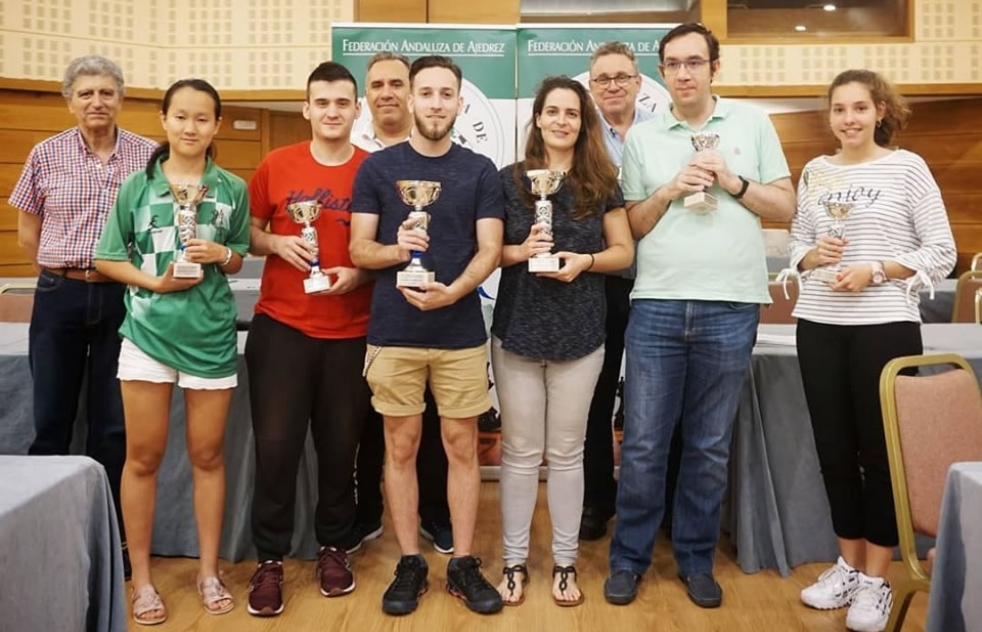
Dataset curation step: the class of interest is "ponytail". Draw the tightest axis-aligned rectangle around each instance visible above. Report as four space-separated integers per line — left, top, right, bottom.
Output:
145 142 169 179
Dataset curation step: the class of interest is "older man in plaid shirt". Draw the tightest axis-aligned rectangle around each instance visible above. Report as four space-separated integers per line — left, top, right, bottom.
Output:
9 55 157 576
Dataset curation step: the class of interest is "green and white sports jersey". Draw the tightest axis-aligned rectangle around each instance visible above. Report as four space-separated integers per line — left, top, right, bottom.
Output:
96 155 250 378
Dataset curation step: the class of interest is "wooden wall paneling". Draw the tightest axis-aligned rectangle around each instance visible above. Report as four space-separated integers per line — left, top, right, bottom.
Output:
356 0 426 22
268 111 311 152
429 0 520 24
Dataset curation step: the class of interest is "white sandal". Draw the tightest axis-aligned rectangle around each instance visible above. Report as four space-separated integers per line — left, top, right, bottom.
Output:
198 576 234 615
131 584 167 626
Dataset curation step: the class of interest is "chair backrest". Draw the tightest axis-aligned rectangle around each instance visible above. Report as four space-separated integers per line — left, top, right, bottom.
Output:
0 283 36 323
760 278 799 324
972 252 982 271
951 270 982 323
880 354 982 580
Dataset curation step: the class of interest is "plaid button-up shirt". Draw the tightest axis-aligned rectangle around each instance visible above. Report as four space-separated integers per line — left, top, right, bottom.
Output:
9 126 157 268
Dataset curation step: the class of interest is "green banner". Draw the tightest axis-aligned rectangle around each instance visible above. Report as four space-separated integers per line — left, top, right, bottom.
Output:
331 24 517 167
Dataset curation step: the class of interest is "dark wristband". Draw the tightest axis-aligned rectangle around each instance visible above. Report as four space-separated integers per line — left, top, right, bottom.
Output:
733 175 751 200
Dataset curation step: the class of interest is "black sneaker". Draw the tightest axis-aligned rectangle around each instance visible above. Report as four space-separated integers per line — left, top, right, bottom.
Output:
446 556 503 614
419 518 454 554
579 506 615 541
382 555 428 616
345 520 384 554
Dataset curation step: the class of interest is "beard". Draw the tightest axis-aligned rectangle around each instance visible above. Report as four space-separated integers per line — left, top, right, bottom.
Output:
413 112 457 142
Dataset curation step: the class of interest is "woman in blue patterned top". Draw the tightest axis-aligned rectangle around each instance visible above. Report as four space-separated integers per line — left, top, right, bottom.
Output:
491 76 633 607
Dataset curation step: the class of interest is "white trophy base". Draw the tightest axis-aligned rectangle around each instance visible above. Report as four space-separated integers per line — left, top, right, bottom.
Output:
396 269 435 288
810 266 840 284
528 255 560 273
172 261 202 279
304 275 332 294
684 191 718 213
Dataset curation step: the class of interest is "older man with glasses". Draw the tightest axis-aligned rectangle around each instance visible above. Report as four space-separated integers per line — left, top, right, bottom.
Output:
603 23 795 609
578 42 657 543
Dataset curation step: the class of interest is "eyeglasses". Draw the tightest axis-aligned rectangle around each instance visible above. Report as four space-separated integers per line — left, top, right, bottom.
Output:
661 59 711 74
589 74 638 88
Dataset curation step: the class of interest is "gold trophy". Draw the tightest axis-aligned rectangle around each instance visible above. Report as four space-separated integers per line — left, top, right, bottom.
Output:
810 200 855 284
525 169 565 273
286 200 332 294
170 183 208 278
683 131 720 213
395 180 442 287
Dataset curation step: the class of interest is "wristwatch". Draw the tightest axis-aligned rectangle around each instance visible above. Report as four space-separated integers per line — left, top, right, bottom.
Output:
870 261 887 285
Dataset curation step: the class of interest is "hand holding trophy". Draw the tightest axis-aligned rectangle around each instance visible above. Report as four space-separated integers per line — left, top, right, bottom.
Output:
683 131 720 214
525 169 565 273
810 200 855 284
170 183 209 278
286 200 332 293
395 180 441 288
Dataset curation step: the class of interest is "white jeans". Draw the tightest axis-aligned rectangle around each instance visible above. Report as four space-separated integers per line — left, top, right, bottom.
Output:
491 337 604 566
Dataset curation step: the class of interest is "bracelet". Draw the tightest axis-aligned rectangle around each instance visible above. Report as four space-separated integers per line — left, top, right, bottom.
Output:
221 247 233 267
587 253 595 271
733 175 751 200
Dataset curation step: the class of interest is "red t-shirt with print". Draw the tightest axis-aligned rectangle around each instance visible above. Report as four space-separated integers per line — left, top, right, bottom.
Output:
249 141 372 339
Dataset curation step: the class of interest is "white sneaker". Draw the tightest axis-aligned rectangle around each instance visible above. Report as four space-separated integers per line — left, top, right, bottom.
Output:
846 574 893 632
801 556 861 610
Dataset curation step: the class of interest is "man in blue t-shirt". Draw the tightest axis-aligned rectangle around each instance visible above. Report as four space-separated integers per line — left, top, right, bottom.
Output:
350 55 504 617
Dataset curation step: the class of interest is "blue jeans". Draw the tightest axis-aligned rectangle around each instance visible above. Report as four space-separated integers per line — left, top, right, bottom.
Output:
610 299 759 577
28 270 127 535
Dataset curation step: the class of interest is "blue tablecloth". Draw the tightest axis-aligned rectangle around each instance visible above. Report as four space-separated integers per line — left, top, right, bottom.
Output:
926 462 982 632
0 455 126 632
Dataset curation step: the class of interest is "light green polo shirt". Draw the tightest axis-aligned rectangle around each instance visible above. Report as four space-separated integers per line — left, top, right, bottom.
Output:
621 96 790 304
96 156 250 378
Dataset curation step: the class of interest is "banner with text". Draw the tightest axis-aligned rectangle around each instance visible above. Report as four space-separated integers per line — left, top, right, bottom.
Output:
331 23 517 169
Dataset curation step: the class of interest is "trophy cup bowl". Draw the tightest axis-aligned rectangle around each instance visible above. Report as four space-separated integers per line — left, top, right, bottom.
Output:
525 169 565 273
395 180 442 288
286 200 332 294
683 131 721 214
170 183 208 278
810 200 855 284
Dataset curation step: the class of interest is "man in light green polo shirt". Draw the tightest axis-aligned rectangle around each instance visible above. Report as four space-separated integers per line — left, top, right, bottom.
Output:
604 23 795 610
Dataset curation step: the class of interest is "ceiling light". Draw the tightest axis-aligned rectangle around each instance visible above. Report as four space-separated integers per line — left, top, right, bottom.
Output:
823 3 836 11
795 25 807 32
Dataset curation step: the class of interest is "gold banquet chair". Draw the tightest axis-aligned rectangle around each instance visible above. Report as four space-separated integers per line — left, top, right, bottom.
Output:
0 282 36 323
951 270 982 323
879 354 982 632
971 252 982 271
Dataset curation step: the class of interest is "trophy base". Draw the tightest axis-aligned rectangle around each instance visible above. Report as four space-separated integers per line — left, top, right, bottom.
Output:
684 191 718 213
396 269 436 288
304 275 332 294
810 267 840 284
172 261 202 278
528 255 560 273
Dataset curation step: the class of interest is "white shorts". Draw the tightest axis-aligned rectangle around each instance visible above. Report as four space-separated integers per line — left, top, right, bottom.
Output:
117 338 238 391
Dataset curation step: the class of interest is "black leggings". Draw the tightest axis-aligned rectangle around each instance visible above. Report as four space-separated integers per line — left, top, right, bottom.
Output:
796 319 922 548
246 313 371 559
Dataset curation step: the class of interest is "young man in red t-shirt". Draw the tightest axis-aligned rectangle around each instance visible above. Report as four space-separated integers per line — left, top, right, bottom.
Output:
244 61 373 617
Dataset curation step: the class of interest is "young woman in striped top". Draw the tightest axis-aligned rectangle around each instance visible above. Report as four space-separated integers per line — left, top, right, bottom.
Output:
789 69 956 632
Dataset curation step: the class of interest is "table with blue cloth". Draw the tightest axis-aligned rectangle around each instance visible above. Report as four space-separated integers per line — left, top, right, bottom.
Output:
728 323 982 576
1 320 978 572
926 462 982 632
0 455 127 632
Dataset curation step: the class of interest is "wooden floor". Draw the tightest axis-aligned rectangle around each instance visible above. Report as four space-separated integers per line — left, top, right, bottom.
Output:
133 482 928 632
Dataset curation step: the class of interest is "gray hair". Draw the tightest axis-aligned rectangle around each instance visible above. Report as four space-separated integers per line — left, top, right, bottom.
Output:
589 41 638 73
366 52 411 76
61 55 125 99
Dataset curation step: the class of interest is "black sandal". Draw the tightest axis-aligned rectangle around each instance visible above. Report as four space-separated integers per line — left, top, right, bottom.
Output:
502 564 529 606
552 564 585 607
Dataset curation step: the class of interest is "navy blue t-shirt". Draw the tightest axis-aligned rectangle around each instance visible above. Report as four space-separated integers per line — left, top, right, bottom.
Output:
352 142 504 349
